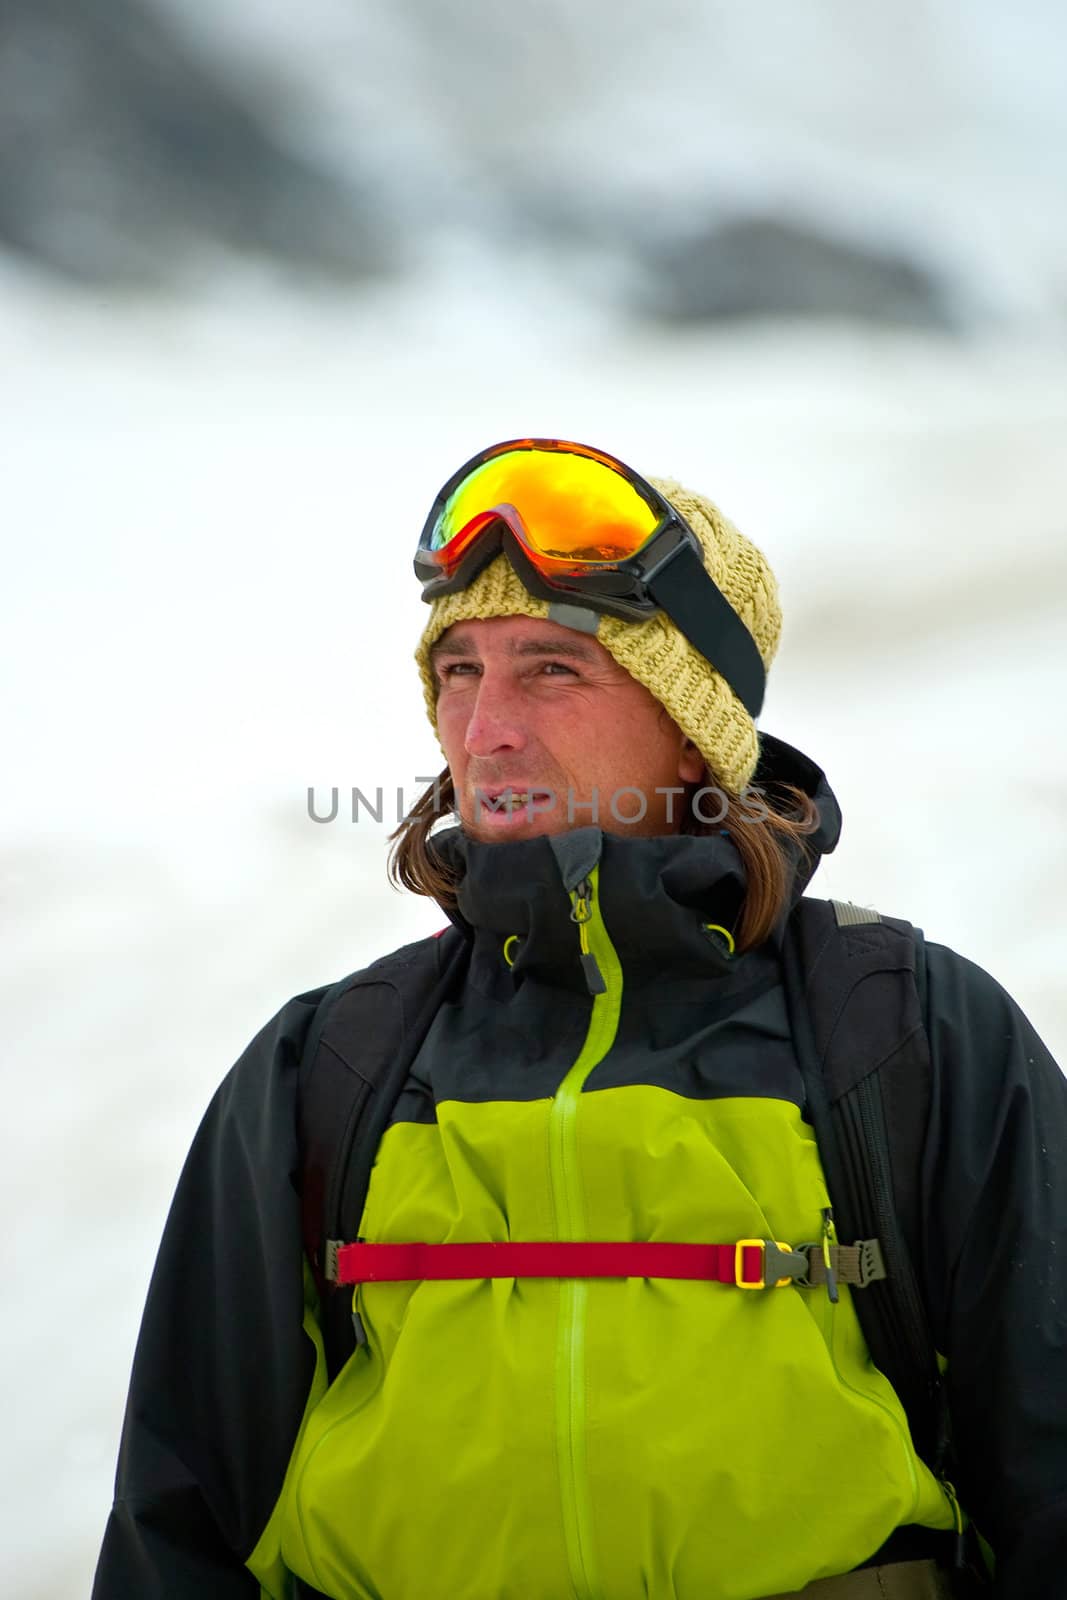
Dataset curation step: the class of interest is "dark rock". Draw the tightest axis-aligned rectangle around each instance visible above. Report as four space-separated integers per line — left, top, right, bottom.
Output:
0 0 390 285
638 215 954 329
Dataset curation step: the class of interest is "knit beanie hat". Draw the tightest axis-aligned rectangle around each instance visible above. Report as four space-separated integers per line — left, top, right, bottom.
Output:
415 476 781 794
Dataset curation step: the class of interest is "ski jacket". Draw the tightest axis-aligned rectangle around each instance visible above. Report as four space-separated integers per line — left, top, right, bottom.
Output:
94 739 1067 1600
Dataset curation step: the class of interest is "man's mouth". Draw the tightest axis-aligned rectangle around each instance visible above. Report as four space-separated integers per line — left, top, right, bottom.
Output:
475 786 556 820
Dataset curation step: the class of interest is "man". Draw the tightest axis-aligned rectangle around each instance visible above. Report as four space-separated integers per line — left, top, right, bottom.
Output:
96 440 1067 1599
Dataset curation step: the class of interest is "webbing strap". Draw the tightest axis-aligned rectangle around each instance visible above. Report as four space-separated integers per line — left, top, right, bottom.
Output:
806 1239 886 1289
829 899 882 928
337 1241 753 1285
331 1238 886 1290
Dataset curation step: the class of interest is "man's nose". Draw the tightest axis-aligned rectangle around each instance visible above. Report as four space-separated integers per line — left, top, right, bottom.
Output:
463 673 529 758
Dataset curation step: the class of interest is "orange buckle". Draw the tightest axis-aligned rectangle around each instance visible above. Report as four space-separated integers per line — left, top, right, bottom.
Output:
735 1239 803 1289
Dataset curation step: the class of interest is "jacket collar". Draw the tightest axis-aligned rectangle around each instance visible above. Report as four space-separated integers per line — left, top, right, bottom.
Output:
433 734 840 995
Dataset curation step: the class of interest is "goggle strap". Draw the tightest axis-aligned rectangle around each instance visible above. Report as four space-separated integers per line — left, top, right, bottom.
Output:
649 544 766 718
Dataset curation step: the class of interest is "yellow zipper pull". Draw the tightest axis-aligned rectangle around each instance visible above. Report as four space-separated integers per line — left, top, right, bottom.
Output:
821 1206 840 1304
569 877 606 995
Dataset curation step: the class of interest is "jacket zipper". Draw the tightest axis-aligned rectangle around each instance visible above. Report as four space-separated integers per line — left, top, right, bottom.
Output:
548 870 622 1600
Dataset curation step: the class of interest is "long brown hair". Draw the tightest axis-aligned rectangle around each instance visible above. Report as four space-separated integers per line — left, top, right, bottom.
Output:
389 768 820 953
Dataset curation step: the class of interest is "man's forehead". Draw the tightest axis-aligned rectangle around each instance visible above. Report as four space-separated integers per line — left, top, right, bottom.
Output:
431 615 606 662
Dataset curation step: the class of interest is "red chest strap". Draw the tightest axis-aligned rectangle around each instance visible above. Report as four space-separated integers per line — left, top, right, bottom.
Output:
333 1239 806 1290
329 1238 887 1292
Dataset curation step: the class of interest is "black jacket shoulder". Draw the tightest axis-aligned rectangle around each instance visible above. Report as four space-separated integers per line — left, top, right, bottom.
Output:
919 943 1067 1594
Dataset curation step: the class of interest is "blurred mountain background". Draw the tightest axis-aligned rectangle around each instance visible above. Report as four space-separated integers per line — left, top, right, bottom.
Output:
2 4 1066 1596
2 0 1065 324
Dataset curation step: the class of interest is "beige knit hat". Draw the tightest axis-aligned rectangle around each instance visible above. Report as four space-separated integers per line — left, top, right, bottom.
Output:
415 475 781 793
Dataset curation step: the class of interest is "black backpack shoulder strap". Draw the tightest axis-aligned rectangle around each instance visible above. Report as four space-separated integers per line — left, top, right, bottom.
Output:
297 924 470 1376
781 896 949 1473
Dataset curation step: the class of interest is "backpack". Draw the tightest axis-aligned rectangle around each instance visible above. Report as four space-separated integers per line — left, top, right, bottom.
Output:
296 896 949 1472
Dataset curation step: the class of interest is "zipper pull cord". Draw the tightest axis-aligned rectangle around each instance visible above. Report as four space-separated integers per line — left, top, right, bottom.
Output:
350 1286 368 1349
821 1206 840 1304
570 877 606 995
570 878 592 938
942 1479 967 1569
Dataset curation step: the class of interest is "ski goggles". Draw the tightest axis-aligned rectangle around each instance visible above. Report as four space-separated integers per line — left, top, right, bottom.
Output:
415 438 765 716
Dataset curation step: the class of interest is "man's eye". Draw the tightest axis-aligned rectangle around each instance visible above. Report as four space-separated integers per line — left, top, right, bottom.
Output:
438 661 478 679
542 661 577 676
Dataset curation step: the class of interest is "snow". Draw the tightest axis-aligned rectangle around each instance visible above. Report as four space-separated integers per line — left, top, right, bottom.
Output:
3 263 1066 1594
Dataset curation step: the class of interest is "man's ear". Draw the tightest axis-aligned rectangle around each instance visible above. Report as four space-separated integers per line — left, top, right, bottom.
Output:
678 738 705 786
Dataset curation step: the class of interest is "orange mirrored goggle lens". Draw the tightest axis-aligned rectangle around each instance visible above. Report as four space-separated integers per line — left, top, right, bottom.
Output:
429 447 662 570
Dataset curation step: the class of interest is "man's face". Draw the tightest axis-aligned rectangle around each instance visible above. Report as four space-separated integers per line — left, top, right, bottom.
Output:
432 615 705 843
